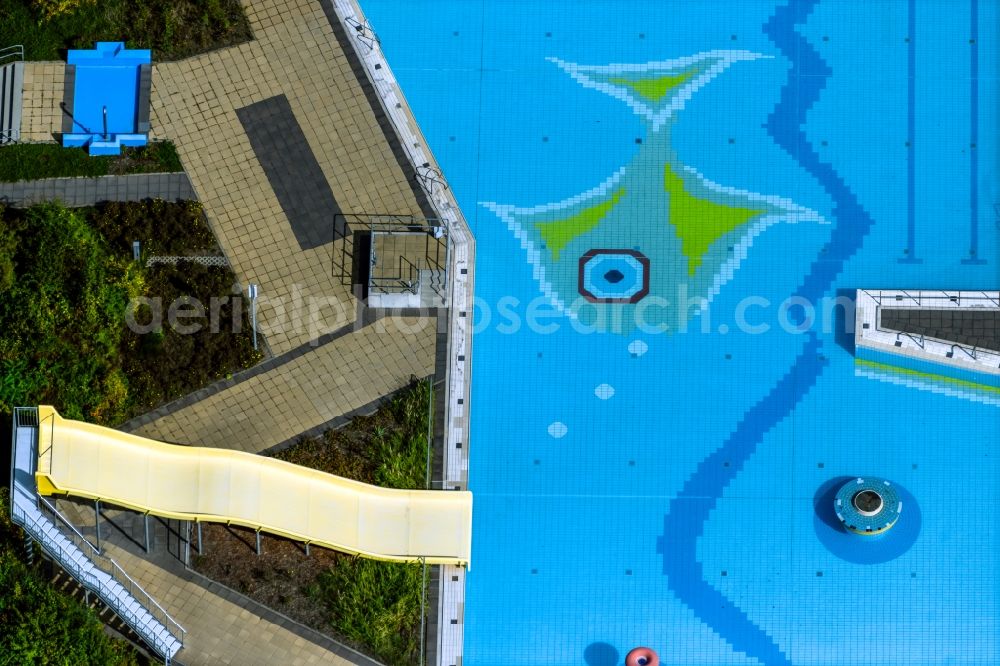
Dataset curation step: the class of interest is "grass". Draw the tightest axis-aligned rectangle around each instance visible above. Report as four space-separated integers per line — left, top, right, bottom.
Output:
0 0 253 62
194 381 434 666
0 200 261 424
0 488 139 665
0 142 183 183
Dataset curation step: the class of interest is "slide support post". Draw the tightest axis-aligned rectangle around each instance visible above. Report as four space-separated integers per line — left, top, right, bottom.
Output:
94 499 101 552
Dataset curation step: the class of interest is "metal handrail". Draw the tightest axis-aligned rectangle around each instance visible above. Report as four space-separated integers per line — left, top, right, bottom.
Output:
370 255 421 294
0 128 19 145
344 17 380 51
863 289 1000 309
873 313 1000 366
12 501 182 660
35 496 187 645
415 164 448 192
10 406 186 659
0 44 24 66
398 255 421 293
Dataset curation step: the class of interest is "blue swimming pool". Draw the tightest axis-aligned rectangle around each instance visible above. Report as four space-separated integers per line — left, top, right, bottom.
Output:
363 1 998 664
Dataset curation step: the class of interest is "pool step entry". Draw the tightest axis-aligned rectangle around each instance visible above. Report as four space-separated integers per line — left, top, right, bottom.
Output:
0 58 24 145
420 269 448 308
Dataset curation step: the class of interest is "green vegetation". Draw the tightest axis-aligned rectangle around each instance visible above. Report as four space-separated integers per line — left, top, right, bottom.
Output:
273 381 431 489
282 380 431 666
309 557 424 666
0 142 183 184
0 488 138 665
0 200 261 424
0 0 253 62
195 381 433 666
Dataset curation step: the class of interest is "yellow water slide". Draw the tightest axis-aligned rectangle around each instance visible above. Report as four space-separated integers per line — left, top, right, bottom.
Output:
33 407 472 565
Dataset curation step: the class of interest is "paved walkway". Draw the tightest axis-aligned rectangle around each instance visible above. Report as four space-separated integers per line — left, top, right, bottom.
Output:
0 172 195 207
130 315 436 452
53 500 381 666
18 62 63 141
150 0 434 355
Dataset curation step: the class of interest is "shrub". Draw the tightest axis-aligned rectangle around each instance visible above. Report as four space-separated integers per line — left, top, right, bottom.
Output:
309 558 424 666
0 213 17 294
0 143 184 184
31 0 96 21
272 380 432 665
0 0 253 62
120 261 261 412
0 201 259 424
89 199 217 257
0 204 133 421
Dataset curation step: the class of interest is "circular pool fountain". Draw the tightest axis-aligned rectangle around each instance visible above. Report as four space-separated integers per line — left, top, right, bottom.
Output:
834 477 901 535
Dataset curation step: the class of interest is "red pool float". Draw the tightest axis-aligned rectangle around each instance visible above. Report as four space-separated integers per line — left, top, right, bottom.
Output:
626 646 659 666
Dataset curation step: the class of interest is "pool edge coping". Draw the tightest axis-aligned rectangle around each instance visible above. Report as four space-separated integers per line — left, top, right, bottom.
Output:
328 2 475 665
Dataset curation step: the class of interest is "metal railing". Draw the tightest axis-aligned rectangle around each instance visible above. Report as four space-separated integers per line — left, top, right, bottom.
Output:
415 164 448 193
43 497 186 644
861 292 1000 367
14 405 38 427
370 254 421 295
875 323 1000 366
12 497 186 660
862 289 1000 309
334 213 447 290
0 128 19 145
344 17 380 51
0 44 23 66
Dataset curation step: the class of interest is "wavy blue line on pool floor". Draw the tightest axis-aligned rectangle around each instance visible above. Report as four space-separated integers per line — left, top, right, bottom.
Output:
658 1 879 664
658 333 825 666
765 1 876 306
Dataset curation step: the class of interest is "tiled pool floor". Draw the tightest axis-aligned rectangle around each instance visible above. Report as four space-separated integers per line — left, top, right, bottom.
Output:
362 1 999 664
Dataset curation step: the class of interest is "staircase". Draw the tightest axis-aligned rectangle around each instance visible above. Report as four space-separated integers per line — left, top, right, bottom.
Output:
419 269 448 308
10 409 184 663
0 45 24 145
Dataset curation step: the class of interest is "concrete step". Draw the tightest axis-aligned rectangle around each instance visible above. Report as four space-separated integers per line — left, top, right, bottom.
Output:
0 61 23 144
18 504 181 660
419 269 448 308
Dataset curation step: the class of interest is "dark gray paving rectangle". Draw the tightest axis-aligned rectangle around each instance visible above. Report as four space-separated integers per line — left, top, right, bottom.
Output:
882 308 1000 352
235 94 341 250
0 172 197 207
